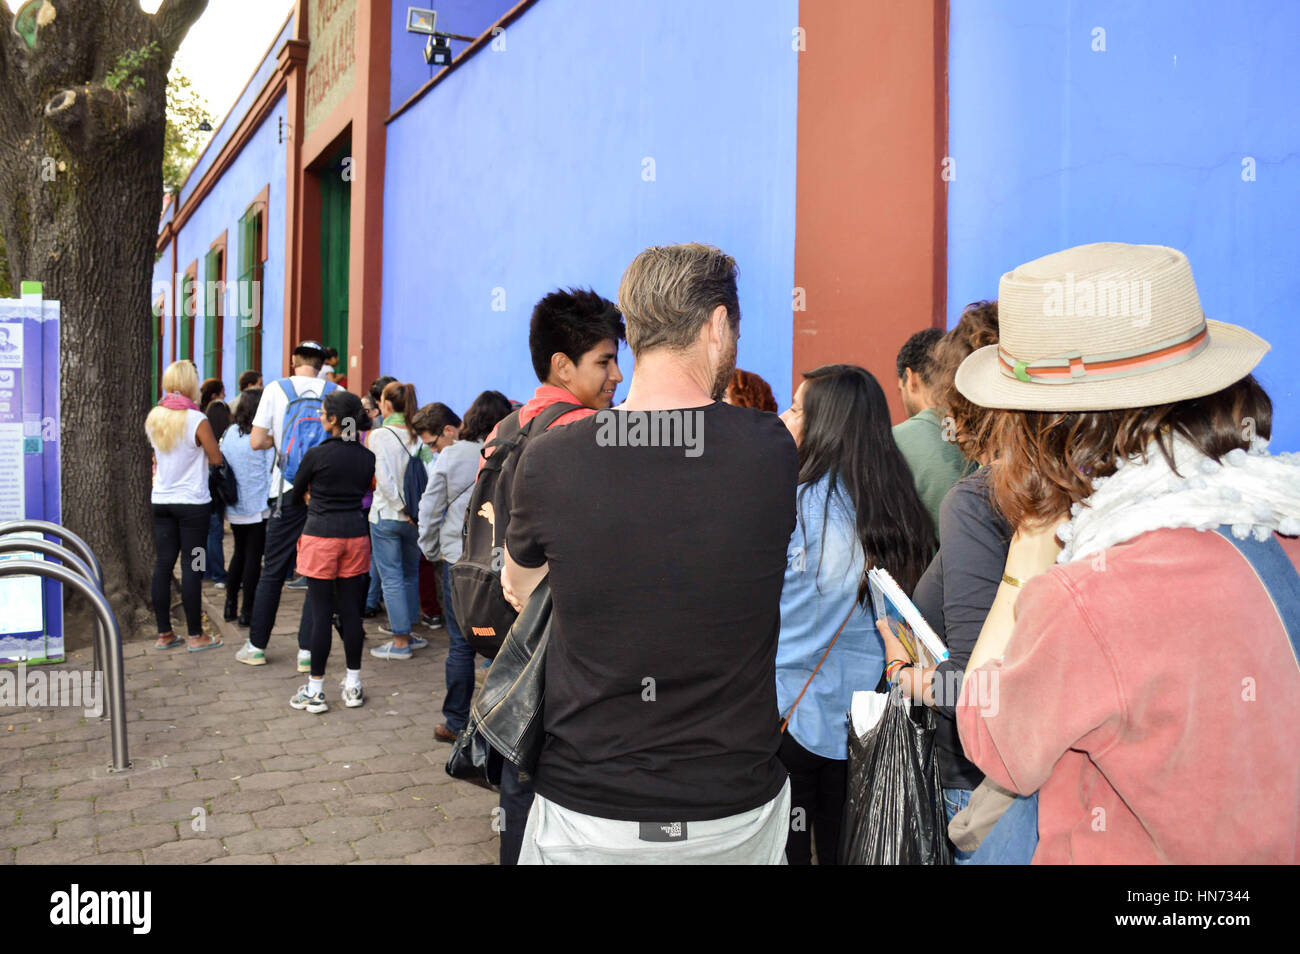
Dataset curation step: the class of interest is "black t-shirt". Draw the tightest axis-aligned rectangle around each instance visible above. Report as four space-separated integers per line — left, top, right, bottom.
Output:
291 436 376 538
507 402 798 821
911 467 1011 790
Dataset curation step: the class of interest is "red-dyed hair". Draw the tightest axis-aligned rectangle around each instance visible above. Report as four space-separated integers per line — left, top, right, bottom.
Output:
728 369 777 412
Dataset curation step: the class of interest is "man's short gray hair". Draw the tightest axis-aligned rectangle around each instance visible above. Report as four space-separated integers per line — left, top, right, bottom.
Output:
617 243 740 356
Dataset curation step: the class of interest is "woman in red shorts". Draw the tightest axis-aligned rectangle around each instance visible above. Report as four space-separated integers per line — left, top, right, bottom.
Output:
288 390 376 713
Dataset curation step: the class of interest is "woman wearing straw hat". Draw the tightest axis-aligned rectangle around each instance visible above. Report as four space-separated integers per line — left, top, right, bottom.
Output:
881 243 1300 864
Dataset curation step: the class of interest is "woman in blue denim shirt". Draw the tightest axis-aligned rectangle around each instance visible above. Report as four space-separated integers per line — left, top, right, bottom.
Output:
776 364 935 864
219 388 272 626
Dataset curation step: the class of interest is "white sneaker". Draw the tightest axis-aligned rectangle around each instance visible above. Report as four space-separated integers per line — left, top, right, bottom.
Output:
297 650 311 674
340 681 364 708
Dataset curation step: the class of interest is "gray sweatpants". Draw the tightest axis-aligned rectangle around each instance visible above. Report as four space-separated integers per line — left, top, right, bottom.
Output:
517 780 791 865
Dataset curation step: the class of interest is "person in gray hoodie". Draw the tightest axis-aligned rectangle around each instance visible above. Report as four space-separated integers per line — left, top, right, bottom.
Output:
415 391 514 741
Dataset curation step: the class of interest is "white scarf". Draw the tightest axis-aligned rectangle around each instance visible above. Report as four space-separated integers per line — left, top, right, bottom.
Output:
1057 435 1300 564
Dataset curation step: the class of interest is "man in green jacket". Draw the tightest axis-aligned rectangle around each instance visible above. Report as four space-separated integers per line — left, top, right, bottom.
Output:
893 328 971 540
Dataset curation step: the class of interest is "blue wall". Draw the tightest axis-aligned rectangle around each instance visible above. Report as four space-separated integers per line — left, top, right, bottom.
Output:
381 0 800 415
389 0 517 114
159 92 288 395
948 0 1300 451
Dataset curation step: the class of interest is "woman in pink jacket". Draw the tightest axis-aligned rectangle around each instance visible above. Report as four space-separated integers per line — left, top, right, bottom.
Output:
889 243 1300 864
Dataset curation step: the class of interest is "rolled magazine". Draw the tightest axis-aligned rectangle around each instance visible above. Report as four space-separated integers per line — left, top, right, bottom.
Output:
866 567 949 667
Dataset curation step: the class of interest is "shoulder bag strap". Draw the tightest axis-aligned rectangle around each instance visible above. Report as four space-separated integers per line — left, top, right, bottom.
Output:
1214 527 1300 668
780 605 859 734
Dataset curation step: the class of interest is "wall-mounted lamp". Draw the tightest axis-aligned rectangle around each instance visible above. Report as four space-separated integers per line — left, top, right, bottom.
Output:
424 33 453 66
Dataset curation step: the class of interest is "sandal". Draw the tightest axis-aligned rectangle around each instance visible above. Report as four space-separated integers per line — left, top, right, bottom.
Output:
186 634 225 653
154 633 184 650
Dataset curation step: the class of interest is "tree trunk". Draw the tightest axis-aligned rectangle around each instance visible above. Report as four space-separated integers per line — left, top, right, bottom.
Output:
0 0 207 640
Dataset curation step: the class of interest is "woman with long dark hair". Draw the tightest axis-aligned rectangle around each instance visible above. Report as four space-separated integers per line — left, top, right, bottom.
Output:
775 364 935 864
220 387 271 625
203 399 232 587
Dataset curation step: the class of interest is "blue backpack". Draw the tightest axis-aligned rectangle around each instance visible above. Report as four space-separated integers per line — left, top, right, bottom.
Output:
276 377 338 484
384 426 428 525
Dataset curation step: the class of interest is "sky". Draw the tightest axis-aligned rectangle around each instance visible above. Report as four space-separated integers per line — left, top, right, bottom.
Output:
8 0 296 142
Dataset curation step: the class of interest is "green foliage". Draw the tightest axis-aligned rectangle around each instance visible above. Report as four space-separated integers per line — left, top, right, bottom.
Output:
163 67 214 195
105 40 161 91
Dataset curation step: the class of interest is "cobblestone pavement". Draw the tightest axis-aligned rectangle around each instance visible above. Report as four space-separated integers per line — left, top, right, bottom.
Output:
0 557 500 865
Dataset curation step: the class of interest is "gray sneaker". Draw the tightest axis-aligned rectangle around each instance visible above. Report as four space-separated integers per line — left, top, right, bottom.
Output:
235 641 266 666
289 685 328 713
340 682 365 708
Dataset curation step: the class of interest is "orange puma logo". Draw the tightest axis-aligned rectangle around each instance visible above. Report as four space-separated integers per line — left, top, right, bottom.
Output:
478 502 496 545
471 626 496 637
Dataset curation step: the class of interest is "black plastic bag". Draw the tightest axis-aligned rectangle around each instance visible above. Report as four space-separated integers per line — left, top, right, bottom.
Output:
839 685 953 865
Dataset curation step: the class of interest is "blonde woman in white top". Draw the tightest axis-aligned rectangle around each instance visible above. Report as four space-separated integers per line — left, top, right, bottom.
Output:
146 360 224 651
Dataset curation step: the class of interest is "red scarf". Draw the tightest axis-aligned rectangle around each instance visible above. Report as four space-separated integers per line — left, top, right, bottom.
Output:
158 392 199 412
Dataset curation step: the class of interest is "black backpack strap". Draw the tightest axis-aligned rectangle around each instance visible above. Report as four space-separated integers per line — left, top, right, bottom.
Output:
527 401 585 435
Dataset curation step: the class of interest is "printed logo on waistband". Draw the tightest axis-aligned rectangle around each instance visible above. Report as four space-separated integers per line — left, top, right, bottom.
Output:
638 821 688 842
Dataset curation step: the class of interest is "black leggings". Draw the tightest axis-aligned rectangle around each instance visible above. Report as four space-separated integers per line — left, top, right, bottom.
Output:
778 727 847 865
151 502 211 636
306 574 367 678
226 520 267 617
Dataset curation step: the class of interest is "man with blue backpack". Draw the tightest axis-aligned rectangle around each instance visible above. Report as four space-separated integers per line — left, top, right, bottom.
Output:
237 341 338 669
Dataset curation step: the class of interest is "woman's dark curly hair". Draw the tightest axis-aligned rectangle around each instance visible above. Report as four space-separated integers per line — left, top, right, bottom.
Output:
931 300 1000 463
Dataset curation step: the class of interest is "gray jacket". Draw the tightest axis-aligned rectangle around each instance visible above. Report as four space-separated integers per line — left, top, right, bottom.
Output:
417 439 483 563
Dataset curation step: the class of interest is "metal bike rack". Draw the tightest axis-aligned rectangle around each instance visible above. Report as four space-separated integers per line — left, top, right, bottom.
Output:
0 537 107 719
0 525 130 772
0 521 106 674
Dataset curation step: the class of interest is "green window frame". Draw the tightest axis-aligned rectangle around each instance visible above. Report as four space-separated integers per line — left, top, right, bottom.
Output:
203 244 224 380
236 207 264 378
151 297 164 400
179 266 196 362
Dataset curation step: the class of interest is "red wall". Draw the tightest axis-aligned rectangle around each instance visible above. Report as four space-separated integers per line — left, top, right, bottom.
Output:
794 0 948 423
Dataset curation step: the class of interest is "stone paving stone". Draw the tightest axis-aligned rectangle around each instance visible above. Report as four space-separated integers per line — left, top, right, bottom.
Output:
207 853 272 865
346 772 414 795
40 798 96 822
220 743 285 761
0 848 11 865
437 793 500 822
375 806 444 832
274 782 350 807
274 843 358 865
57 775 128 799
257 754 318 773
362 754 429 775
0 810 13 827
96 787 163 813
97 823 178 852
124 766 199 790
209 790 282 815
81 851 144 865
320 794 397 816
196 758 263 780
351 828 432 860
56 811 134 839
14 838 96 865
250 803 327 829
167 777 238 802
320 743 385 762
132 800 204 825
0 823 55 848
426 814 498 848
222 827 306 855
404 843 495 865
301 815 380 843
198 812 255 838
299 762 369 784
143 839 226 865
231 769 307 791
156 749 225 769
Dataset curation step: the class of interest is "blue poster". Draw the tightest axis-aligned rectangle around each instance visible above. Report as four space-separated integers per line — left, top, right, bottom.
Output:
0 286 62 665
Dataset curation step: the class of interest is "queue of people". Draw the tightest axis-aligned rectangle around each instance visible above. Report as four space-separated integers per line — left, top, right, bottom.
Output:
145 239 1299 866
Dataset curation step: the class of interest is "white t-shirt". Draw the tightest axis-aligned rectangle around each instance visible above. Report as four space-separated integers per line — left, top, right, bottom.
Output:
253 375 327 497
151 409 210 505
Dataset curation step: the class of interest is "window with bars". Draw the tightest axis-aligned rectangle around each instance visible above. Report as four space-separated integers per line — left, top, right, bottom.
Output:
236 206 264 378
203 243 225 380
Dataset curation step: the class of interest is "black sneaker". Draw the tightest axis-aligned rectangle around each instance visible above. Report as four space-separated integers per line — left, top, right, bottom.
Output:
286 576 308 590
362 604 380 619
421 614 444 629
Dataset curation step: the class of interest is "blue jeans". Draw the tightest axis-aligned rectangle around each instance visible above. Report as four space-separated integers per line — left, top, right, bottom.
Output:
370 519 421 636
942 787 975 864
365 551 382 610
969 792 1039 865
204 509 227 582
442 562 475 732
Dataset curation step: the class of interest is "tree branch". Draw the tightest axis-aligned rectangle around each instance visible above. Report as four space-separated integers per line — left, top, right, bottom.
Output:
44 82 148 154
151 0 208 58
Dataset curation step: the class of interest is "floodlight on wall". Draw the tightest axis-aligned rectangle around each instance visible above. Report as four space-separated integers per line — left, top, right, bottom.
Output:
424 33 453 67
407 8 436 35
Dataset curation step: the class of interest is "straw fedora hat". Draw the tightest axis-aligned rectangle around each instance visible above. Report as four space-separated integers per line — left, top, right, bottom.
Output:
955 243 1270 411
